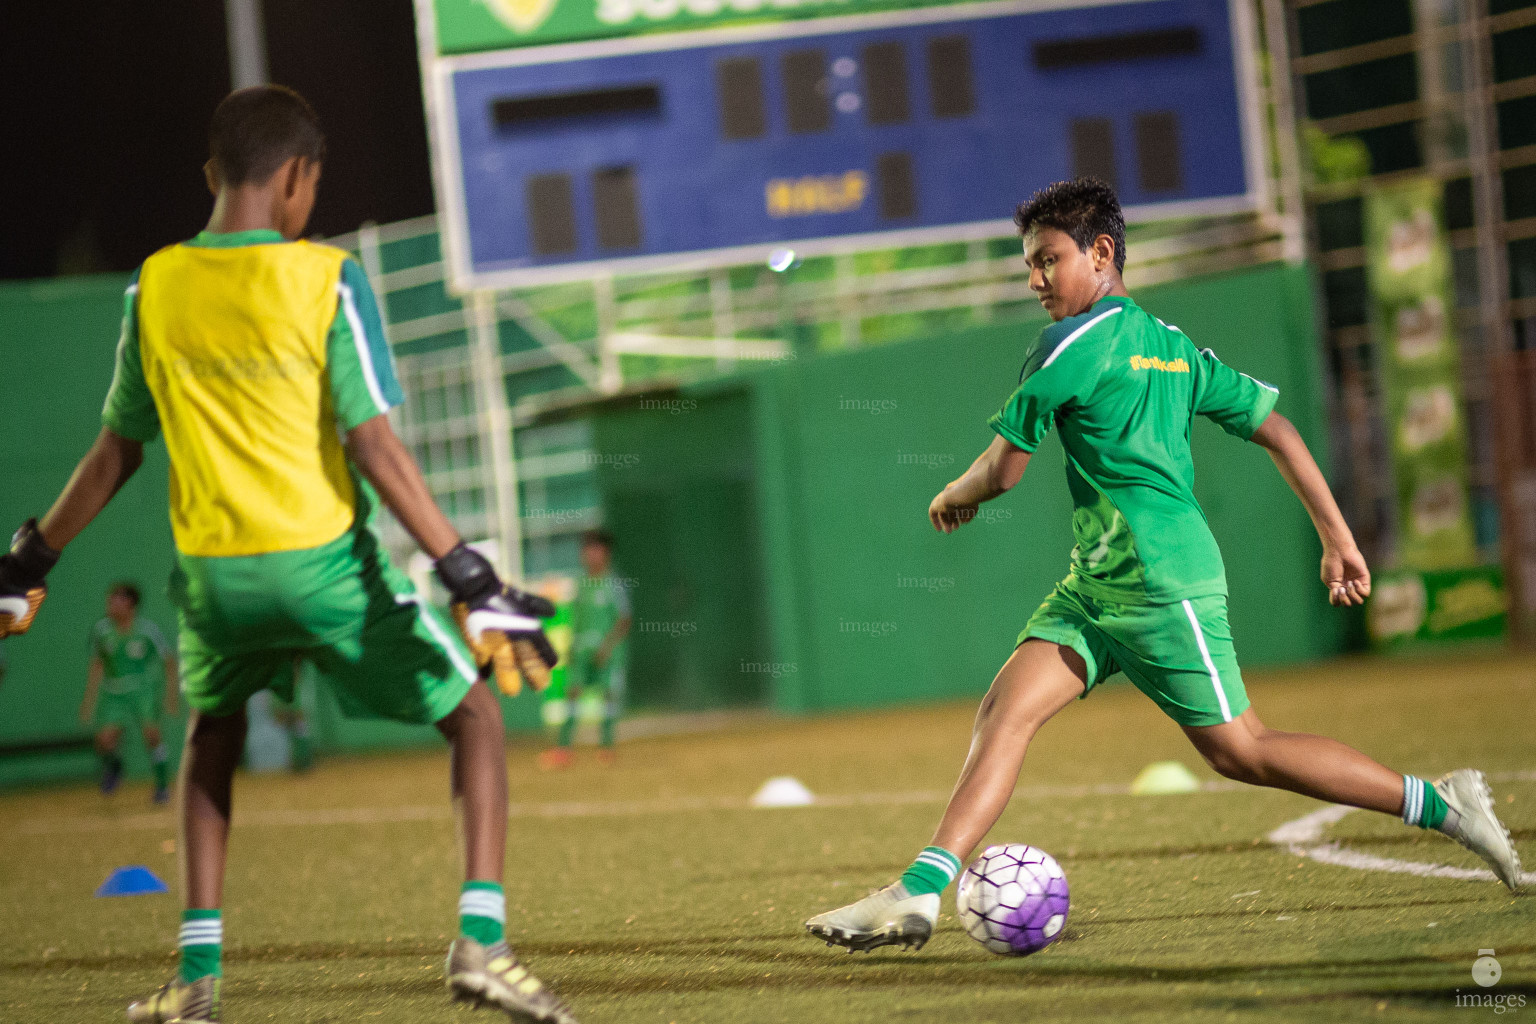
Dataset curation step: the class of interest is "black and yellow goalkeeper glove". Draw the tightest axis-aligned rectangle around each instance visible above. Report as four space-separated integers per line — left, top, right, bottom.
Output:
0 519 60 638
434 543 557 696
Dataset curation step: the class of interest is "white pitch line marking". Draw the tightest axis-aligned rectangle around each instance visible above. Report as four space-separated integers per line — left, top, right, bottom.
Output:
13 771 1530 840
1267 771 1536 885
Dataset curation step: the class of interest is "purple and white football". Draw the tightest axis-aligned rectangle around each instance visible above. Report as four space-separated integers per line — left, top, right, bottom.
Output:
956 843 1070 956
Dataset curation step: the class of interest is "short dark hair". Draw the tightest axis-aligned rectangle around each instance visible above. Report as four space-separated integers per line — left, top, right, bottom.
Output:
580 529 616 551
1013 178 1127 274
208 85 326 186
108 582 141 607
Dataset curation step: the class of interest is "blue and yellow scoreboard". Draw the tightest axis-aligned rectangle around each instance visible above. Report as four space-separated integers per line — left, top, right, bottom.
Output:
418 0 1264 289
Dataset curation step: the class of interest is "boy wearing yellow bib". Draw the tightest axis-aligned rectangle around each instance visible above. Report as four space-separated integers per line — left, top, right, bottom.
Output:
0 86 574 1024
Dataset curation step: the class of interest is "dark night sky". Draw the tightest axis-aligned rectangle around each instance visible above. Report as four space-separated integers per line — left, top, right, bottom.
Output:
0 1 435 280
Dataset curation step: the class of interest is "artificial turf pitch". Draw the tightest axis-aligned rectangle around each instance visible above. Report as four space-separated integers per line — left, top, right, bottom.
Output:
1 651 1531 1022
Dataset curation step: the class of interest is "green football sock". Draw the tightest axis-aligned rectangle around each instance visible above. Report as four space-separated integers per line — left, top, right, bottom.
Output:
459 881 505 946
178 910 222 982
556 703 577 748
151 744 170 791
290 731 313 771
600 713 616 748
898 846 962 896
1402 775 1450 831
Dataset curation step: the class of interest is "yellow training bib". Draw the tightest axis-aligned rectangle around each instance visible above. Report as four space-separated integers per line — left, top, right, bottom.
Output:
136 240 357 556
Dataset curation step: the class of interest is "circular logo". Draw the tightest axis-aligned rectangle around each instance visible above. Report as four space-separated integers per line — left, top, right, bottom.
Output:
1472 951 1501 988
127 639 146 659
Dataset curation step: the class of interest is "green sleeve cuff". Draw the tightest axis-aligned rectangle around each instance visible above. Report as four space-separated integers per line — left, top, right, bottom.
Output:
1237 385 1280 440
987 413 1039 454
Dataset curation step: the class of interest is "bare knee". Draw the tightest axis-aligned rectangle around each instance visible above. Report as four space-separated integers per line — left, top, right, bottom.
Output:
973 682 1049 743
1202 744 1265 784
436 681 504 742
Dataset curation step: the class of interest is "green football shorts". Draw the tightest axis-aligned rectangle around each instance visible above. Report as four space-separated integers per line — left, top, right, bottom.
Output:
1020 583 1249 728
170 523 476 724
569 649 626 710
94 689 156 731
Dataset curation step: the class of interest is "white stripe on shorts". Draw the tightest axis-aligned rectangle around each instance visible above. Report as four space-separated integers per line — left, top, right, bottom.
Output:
394 593 477 683
1181 599 1232 723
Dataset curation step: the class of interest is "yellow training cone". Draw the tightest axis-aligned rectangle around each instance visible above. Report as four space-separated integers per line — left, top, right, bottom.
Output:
1130 760 1202 795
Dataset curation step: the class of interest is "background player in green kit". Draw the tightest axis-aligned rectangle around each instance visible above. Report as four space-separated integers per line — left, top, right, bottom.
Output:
0 86 574 1024
79 582 177 801
540 530 631 768
806 178 1523 953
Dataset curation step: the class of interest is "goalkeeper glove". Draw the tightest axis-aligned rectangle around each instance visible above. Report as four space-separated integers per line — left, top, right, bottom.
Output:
0 519 60 638
434 542 558 696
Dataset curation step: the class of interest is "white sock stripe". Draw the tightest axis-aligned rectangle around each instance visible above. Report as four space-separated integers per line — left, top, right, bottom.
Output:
1181 600 1232 723
459 891 507 922
915 852 959 877
916 850 958 869
179 928 223 941
178 921 222 935
179 932 223 945
1403 775 1426 825
178 923 223 946
459 889 506 905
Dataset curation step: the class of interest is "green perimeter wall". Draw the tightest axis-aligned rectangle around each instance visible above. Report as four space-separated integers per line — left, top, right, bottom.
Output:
592 262 1346 713
0 276 542 789
0 260 1342 783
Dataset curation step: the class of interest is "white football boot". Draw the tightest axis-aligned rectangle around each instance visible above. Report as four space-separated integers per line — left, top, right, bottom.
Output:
1435 769 1524 891
806 883 939 952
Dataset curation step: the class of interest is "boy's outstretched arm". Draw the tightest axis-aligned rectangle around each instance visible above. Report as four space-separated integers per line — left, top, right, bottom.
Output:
346 414 559 692
40 427 145 549
1250 411 1370 607
347 414 461 559
0 427 144 636
928 435 1031 533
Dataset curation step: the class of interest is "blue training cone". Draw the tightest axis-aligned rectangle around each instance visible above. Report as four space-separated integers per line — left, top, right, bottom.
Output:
96 866 169 897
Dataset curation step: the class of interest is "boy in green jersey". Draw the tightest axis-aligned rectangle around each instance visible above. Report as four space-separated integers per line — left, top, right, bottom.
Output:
79 582 177 801
540 531 632 768
807 179 1523 953
0 87 574 1023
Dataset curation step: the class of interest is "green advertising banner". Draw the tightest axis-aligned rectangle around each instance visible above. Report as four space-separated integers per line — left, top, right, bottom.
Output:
1366 565 1507 645
433 0 974 53
1363 178 1478 570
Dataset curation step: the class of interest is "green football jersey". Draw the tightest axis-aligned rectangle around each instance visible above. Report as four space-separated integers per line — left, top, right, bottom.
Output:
91 616 171 695
571 573 632 656
989 295 1278 604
